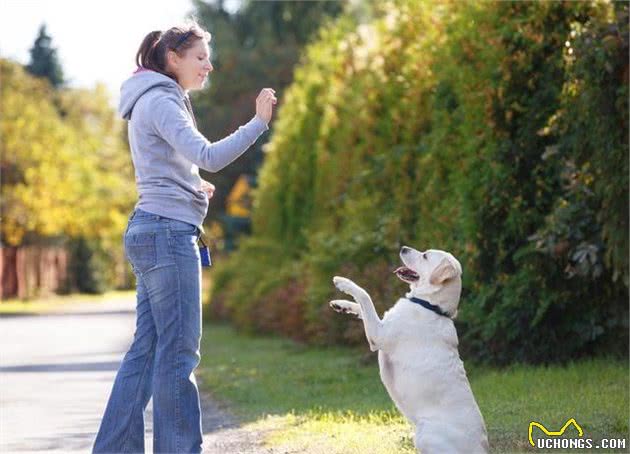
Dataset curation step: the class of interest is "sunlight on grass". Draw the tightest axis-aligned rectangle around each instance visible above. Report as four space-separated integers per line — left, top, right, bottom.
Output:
248 410 415 454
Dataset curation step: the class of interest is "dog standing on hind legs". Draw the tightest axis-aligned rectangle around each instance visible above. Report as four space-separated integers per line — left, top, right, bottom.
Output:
329 246 489 454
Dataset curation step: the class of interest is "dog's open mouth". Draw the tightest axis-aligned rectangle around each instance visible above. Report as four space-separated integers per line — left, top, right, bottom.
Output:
394 266 420 283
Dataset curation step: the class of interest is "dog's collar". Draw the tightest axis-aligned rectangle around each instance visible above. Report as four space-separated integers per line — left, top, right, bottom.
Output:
408 297 451 318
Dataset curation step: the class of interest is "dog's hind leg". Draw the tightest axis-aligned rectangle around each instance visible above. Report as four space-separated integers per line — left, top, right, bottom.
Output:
333 276 384 351
329 300 362 319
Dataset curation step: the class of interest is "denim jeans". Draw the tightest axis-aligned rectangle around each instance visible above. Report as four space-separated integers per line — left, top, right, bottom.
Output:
93 208 204 453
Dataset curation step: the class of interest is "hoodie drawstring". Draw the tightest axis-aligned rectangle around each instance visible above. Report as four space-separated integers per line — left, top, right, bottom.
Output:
183 96 198 130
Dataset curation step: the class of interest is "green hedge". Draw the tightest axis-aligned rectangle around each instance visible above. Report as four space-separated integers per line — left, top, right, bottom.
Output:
209 0 629 364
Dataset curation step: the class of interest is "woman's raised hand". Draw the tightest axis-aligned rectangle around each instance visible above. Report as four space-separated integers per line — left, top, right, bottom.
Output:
255 88 277 124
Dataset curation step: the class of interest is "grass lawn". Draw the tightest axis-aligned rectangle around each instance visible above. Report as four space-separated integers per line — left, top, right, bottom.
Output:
198 322 629 454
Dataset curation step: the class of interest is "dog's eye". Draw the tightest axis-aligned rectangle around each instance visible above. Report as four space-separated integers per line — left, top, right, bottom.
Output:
423 253 427 259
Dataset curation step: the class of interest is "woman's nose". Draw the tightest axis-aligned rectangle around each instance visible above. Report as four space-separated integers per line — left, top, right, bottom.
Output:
207 62 213 72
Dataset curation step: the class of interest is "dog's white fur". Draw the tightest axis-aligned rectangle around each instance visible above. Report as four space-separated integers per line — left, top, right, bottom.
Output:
330 246 488 454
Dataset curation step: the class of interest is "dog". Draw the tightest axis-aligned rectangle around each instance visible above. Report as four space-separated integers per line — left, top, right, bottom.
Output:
329 246 489 453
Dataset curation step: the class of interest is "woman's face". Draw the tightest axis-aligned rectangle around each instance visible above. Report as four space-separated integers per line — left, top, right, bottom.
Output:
167 38 213 92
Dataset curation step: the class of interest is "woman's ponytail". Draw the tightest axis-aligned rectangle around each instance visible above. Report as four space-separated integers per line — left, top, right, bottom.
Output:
135 31 166 73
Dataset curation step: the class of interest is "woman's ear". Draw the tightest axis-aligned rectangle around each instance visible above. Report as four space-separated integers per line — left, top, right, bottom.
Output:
166 49 179 70
429 258 459 286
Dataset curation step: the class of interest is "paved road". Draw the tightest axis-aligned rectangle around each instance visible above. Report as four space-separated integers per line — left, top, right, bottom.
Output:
0 296 271 453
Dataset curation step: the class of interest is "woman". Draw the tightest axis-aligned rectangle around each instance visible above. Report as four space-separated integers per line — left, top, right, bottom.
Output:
92 21 276 453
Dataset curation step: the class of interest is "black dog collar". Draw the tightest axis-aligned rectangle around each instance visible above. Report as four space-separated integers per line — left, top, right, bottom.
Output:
408 297 451 318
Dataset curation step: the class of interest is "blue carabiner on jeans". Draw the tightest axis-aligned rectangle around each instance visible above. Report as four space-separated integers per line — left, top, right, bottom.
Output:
198 235 212 267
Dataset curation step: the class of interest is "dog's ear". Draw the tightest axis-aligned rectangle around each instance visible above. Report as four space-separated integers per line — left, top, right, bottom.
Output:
429 258 459 286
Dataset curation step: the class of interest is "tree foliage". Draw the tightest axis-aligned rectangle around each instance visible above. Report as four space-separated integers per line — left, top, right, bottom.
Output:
1 58 135 291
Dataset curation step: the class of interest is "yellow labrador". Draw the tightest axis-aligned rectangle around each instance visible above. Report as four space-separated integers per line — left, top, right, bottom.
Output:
330 246 488 454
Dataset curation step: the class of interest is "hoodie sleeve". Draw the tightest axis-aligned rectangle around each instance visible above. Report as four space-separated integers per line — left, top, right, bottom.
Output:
151 96 268 172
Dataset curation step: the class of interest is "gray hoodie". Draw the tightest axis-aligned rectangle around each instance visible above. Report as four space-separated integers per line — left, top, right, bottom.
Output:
118 69 268 234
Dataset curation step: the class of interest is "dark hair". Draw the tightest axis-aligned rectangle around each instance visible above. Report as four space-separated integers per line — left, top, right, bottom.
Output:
135 19 211 83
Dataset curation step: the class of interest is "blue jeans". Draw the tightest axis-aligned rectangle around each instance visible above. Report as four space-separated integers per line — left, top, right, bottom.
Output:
93 208 204 453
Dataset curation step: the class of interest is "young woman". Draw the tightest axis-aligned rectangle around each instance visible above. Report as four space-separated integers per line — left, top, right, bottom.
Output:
92 21 276 453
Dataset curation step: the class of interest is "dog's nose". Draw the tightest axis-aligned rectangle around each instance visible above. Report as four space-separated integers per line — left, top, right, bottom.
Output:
401 246 411 255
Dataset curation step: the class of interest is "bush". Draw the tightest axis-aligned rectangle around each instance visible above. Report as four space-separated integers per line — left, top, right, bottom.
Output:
211 0 628 364
67 236 110 294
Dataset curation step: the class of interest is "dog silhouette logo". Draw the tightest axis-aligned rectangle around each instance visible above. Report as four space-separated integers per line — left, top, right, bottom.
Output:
528 418 584 447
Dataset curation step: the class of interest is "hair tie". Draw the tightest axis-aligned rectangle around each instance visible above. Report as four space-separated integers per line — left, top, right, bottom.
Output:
152 32 163 48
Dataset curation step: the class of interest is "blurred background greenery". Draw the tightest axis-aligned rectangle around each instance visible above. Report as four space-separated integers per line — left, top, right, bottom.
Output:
1 0 627 366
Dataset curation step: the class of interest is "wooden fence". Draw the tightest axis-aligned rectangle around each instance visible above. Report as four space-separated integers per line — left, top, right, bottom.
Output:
0 245 70 300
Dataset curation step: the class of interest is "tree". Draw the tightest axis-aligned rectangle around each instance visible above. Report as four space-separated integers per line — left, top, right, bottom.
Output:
25 24 65 88
189 0 343 222
1 59 134 247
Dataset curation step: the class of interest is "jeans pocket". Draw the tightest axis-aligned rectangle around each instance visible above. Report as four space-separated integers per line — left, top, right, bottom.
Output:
168 219 198 235
125 231 157 274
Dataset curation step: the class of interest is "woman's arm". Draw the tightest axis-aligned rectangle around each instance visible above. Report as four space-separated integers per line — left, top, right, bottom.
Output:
151 96 269 172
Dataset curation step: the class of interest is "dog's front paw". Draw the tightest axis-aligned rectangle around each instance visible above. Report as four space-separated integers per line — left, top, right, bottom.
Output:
329 299 361 317
333 276 369 301
333 276 357 294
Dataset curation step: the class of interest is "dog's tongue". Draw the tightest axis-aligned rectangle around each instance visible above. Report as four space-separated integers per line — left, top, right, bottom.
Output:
394 266 419 280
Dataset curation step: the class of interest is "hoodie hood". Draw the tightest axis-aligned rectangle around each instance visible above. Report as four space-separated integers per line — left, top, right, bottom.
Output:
118 68 187 120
